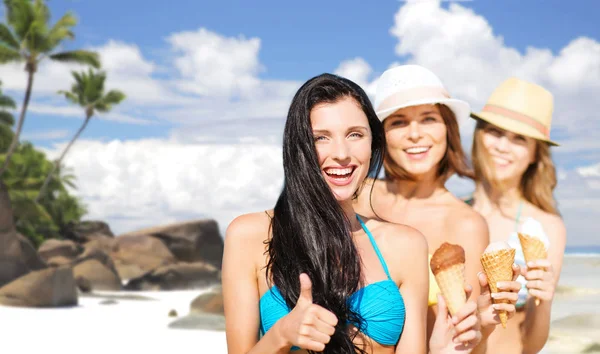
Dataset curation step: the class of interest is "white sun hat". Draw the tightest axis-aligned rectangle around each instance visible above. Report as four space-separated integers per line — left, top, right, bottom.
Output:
374 64 471 124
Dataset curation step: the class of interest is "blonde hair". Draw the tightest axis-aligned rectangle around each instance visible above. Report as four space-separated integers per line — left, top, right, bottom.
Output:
471 120 558 215
383 103 473 183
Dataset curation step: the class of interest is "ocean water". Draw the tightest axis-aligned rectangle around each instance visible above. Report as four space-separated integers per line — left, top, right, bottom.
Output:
565 245 600 256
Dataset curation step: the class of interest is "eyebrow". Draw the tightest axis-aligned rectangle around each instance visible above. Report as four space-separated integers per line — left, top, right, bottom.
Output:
388 111 440 118
313 126 369 134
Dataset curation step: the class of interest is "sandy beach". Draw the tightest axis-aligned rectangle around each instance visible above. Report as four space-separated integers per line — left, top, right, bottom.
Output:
0 254 598 354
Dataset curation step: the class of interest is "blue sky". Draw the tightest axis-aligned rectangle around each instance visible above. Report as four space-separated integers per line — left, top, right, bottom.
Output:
2 0 599 244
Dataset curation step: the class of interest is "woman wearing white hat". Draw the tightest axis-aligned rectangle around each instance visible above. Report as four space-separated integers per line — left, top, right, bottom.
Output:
468 78 566 354
353 65 521 351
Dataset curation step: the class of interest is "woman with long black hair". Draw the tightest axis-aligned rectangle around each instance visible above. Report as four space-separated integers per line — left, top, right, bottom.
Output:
222 73 481 354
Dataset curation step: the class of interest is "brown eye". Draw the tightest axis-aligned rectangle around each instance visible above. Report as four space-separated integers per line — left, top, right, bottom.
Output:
390 119 407 127
486 127 502 136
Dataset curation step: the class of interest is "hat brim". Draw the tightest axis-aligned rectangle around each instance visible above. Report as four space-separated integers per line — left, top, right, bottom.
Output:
470 112 559 146
376 98 471 126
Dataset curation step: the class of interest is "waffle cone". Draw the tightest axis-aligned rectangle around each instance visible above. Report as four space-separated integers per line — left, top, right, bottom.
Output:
480 248 516 328
434 263 466 316
518 233 547 305
518 233 547 262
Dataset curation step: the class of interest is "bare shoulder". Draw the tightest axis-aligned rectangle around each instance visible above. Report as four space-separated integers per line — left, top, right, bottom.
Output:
225 210 273 248
444 196 489 242
365 218 428 257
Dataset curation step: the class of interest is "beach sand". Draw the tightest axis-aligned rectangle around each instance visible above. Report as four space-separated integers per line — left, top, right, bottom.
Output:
543 254 600 354
0 254 598 353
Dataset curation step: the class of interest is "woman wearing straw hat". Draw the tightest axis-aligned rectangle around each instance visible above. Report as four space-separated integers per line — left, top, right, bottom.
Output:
467 78 566 354
354 65 522 352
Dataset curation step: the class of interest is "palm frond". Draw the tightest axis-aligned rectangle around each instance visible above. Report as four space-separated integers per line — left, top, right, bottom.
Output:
0 45 22 63
95 90 125 112
0 23 19 49
57 90 79 105
42 12 77 52
0 94 16 109
4 0 35 41
0 111 15 126
32 0 50 27
49 49 100 68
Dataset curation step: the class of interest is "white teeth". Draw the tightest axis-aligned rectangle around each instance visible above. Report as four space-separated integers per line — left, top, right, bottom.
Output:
326 168 353 175
405 147 429 154
493 156 510 165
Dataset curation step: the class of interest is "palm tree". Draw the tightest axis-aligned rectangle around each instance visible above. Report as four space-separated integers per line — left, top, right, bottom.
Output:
0 0 101 177
0 81 16 152
35 69 125 202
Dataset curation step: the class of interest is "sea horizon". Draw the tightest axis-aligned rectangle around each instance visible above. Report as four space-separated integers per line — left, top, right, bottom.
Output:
564 245 600 256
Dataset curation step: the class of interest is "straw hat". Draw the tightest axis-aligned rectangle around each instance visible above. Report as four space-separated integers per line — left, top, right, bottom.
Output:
470 77 559 146
374 65 471 124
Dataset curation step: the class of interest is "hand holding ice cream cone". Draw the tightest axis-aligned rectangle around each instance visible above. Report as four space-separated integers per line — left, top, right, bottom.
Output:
480 241 516 328
518 232 548 306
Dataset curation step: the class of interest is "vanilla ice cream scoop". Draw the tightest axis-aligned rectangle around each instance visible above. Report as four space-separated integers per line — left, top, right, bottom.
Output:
520 217 550 248
484 241 512 254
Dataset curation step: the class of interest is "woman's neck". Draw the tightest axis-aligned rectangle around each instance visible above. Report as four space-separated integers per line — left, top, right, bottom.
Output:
474 179 523 211
340 199 362 232
391 169 446 200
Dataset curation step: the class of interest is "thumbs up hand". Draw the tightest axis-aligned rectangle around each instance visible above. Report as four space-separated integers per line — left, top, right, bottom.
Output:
279 273 339 352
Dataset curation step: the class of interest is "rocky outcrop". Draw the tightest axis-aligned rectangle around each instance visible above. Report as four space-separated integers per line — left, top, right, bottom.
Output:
73 259 122 291
63 220 114 243
190 286 223 315
0 266 78 307
112 234 177 280
0 181 46 288
38 239 83 263
1 209 224 305
124 262 220 291
120 219 224 268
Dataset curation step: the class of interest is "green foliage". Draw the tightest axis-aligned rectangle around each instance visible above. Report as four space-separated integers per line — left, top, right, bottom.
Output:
59 69 126 114
0 0 100 68
0 82 15 152
0 132 86 247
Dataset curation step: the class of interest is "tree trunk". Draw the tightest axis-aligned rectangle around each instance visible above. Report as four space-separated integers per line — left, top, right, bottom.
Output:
0 68 35 177
35 113 92 202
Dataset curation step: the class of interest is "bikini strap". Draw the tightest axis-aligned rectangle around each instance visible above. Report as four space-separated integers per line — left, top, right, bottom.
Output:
356 215 392 280
515 200 524 232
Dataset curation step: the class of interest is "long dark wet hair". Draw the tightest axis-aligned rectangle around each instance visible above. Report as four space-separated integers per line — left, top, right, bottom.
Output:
266 73 385 353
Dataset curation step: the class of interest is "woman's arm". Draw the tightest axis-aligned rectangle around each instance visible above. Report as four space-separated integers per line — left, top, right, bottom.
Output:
222 214 290 354
520 216 566 354
447 210 490 354
449 211 489 306
388 225 429 354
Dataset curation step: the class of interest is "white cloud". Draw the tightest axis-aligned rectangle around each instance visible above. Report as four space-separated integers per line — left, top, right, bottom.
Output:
43 139 284 235
22 129 70 141
334 58 378 96
168 28 262 98
27 103 154 125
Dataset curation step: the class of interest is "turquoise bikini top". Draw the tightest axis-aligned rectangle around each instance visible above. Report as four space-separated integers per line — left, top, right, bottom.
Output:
259 215 406 350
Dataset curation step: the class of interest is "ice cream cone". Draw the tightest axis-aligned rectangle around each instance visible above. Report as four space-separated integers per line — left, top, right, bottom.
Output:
480 243 516 328
518 232 548 305
430 243 466 316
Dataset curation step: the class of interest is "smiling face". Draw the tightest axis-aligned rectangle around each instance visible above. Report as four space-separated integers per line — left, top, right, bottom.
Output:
311 96 373 201
479 123 537 183
383 104 447 179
